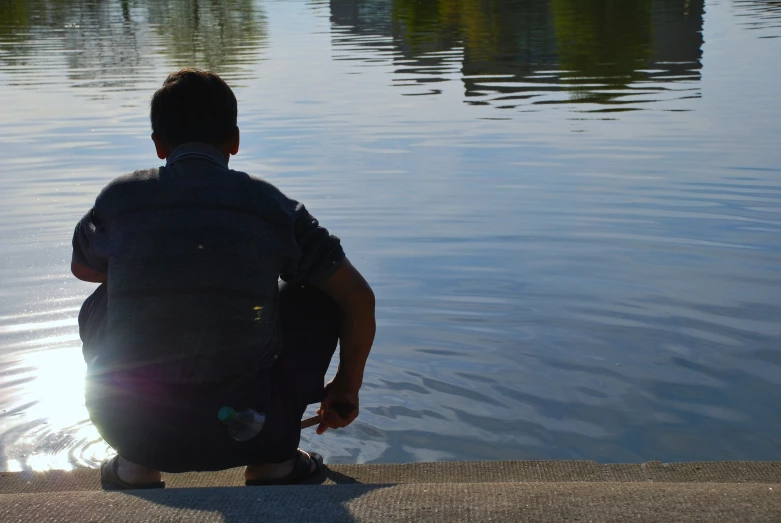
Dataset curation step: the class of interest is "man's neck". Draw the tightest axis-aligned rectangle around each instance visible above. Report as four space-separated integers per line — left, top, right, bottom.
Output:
166 142 231 168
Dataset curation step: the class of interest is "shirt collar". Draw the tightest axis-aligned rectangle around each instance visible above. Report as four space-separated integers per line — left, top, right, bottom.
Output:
166 142 229 168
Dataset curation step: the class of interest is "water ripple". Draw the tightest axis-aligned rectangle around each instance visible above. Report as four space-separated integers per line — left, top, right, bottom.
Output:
1 0 780 470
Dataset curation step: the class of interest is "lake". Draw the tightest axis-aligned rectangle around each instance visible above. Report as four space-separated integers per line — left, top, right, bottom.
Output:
0 0 779 471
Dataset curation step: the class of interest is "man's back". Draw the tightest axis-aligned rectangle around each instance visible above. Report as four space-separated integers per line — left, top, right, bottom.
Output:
73 143 344 373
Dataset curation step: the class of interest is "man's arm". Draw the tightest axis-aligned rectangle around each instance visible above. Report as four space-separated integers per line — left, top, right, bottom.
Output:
72 207 108 283
71 253 107 283
313 257 376 434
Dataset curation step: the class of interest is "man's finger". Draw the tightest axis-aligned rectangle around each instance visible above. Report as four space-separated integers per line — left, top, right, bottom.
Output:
322 410 339 425
316 411 343 434
313 406 358 434
323 410 349 428
331 402 357 418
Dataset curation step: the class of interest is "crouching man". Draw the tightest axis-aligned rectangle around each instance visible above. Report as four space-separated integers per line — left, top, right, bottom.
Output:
72 68 375 489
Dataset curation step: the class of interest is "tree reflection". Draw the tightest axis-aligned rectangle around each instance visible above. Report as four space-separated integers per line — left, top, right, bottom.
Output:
551 0 653 104
330 0 704 110
144 0 268 75
0 0 267 90
391 0 452 56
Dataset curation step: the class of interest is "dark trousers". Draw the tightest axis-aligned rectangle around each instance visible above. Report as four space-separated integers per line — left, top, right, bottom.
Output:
80 281 340 472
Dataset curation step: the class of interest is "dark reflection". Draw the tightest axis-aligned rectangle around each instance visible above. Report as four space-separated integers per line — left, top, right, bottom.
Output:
0 0 267 89
331 0 704 111
734 0 781 34
551 0 655 105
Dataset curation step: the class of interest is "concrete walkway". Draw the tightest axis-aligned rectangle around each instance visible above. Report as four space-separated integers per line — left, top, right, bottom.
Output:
1 460 779 521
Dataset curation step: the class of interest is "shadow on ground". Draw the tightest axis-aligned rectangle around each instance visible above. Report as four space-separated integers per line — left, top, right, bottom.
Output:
124 468 390 523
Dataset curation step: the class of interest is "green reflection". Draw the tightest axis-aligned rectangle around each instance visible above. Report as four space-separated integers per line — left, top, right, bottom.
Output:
552 0 653 79
390 0 552 63
389 0 659 83
331 0 704 109
0 0 267 88
391 0 451 56
551 0 653 103
144 0 268 75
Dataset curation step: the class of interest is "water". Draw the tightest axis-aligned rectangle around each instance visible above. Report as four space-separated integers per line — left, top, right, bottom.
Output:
0 0 779 471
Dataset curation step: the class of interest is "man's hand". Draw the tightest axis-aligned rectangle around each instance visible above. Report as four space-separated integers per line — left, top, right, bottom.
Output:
316 374 360 435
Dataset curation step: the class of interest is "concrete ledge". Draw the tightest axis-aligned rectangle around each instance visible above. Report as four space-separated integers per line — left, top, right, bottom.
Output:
1 482 779 522
2 460 780 493
1 461 779 522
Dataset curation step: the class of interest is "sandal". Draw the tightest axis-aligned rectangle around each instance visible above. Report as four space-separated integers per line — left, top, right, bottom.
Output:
100 455 165 490
245 450 324 486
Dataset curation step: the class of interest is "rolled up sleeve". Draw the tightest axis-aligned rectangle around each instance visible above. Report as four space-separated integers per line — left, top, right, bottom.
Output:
72 208 108 273
281 203 345 285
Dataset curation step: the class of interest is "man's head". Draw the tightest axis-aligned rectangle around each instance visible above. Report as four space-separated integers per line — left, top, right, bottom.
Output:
150 68 239 160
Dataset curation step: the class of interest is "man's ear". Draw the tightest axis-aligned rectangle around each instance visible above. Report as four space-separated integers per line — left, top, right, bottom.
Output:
228 126 240 156
151 133 172 160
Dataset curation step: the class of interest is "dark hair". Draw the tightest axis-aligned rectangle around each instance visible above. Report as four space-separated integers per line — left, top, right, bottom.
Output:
150 68 238 148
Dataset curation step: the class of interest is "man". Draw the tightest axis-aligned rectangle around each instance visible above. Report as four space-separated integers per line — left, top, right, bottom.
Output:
72 69 375 489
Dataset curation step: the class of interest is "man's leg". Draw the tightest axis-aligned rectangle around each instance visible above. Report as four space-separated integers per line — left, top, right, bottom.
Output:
277 281 341 410
80 284 163 484
78 283 108 365
245 281 340 481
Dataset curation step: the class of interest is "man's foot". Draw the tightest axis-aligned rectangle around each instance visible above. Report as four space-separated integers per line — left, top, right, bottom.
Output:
100 455 164 490
245 449 323 485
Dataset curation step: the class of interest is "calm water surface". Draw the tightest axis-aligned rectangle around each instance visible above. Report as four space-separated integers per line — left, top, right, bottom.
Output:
0 0 780 471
